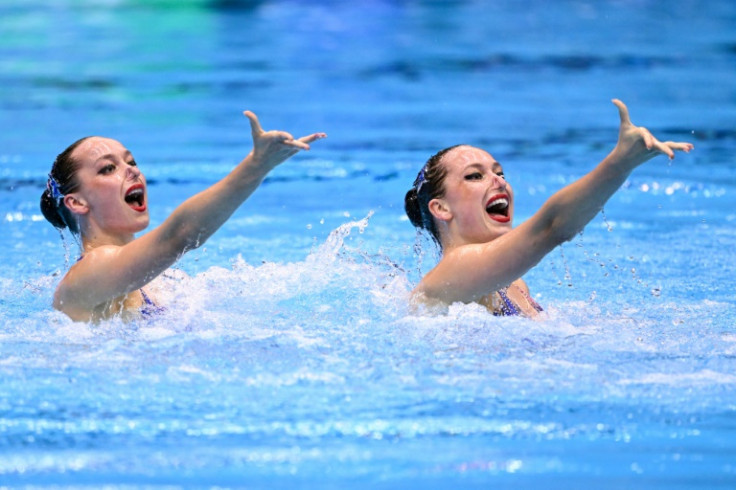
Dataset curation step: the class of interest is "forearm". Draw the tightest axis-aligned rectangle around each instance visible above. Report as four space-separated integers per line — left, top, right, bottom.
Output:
157 112 323 255
534 148 634 243
158 152 270 253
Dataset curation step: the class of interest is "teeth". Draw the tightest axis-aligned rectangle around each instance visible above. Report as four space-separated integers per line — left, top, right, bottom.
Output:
125 188 143 204
486 197 508 213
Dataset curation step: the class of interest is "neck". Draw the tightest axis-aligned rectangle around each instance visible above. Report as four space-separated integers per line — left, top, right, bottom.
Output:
438 222 508 254
438 226 483 253
82 233 135 253
81 224 136 253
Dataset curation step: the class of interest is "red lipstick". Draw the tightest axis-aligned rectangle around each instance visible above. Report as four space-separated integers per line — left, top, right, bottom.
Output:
485 193 510 223
124 183 146 212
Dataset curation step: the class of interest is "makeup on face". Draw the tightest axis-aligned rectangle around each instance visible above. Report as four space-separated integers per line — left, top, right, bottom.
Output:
485 193 510 222
72 137 150 234
438 146 515 245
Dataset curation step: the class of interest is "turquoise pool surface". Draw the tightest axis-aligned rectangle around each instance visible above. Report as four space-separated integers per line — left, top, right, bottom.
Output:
1 0 735 487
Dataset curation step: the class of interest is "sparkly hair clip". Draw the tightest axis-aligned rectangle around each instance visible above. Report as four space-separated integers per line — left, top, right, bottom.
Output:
414 165 428 194
46 174 65 204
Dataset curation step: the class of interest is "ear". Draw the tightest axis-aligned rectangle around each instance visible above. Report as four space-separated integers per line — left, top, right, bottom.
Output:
428 198 452 222
63 194 89 216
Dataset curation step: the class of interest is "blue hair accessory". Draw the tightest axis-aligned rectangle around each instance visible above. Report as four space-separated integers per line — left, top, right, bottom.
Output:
414 165 428 193
46 174 65 204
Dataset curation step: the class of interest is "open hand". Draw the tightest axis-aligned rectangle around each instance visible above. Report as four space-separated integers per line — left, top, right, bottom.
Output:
612 99 693 166
244 110 326 170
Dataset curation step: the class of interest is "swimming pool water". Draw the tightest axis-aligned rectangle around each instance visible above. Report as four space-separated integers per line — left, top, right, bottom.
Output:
1 0 735 487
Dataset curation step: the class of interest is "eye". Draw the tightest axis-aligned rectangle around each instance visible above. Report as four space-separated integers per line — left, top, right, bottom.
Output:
496 171 506 180
99 164 115 175
465 172 483 181
127 159 138 167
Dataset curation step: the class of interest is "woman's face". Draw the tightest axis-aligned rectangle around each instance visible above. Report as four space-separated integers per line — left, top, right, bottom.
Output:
432 145 514 246
70 137 149 237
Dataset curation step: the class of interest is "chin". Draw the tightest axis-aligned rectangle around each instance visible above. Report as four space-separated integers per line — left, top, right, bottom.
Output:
131 216 150 233
486 224 512 241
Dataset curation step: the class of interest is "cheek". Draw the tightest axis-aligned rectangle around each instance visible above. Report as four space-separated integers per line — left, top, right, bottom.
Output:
508 186 515 215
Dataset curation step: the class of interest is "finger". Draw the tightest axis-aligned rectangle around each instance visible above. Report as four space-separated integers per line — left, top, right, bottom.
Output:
612 98 631 126
243 110 264 135
654 140 675 159
274 130 295 141
664 141 694 153
276 130 310 150
269 130 302 145
642 129 655 150
664 141 695 154
298 132 327 145
282 139 311 151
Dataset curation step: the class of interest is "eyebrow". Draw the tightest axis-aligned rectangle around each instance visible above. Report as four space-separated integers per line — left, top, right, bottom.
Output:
94 151 133 165
463 161 503 170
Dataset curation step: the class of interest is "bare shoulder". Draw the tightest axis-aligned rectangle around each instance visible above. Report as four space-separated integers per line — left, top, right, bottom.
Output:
60 245 122 283
53 245 123 313
413 243 486 303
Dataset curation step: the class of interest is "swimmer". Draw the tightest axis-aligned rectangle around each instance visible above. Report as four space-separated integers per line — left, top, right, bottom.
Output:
404 100 693 317
41 112 325 322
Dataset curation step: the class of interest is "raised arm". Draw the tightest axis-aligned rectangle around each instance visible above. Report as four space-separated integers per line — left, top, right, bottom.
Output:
144 111 325 258
57 113 325 313
418 100 693 303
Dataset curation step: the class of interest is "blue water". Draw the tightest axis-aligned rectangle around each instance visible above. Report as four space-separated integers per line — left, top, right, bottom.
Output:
1 0 736 487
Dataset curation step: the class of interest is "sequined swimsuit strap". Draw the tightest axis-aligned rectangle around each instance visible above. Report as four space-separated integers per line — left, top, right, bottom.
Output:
496 288 520 316
140 289 155 306
139 289 165 317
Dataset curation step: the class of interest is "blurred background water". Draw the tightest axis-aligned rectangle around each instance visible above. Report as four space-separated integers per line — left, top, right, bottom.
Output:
1 0 735 487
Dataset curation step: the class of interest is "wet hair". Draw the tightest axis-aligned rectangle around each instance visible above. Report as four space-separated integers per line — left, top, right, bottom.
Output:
40 136 91 235
404 144 462 247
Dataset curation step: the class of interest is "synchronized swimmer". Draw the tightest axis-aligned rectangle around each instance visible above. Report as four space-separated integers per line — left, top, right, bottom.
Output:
41 112 325 322
404 100 693 317
41 100 693 321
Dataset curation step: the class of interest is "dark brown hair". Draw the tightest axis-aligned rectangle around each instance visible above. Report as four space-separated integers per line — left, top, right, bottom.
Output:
404 145 462 246
40 136 91 235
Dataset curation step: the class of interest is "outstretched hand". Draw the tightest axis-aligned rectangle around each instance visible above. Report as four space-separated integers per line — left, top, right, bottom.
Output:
243 110 326 170
612 99 693 167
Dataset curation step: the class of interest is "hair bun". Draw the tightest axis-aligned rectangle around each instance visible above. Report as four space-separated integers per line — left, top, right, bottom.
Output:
40 188 67 230
404 188 424 229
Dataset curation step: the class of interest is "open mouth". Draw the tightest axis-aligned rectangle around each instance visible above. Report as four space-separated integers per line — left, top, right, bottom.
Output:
124 184 146 212
485 194 510 223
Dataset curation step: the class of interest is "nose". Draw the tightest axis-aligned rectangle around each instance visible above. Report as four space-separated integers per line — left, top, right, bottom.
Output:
125 164 142 180
490 173 506 189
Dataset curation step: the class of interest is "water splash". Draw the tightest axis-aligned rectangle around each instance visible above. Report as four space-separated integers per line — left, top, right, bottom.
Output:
2 219 736 484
